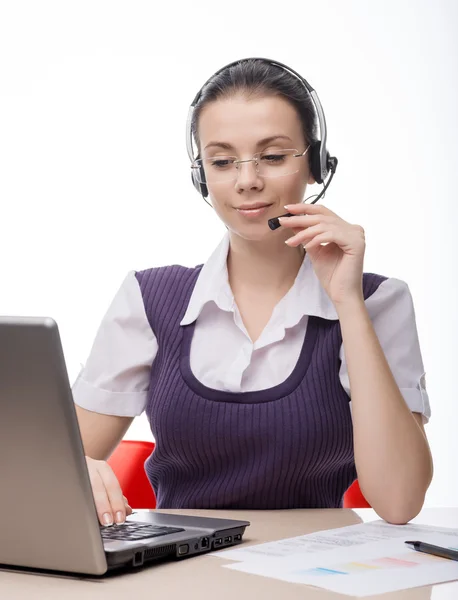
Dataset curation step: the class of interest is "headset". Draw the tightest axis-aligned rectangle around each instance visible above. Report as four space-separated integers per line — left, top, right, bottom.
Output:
185 57 338 230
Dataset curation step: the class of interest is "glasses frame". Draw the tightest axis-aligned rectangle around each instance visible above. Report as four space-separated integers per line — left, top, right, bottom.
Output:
191 145 311 184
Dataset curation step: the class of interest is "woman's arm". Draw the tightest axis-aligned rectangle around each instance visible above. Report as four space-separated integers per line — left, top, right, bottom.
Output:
75 405 134 460
337 298 433 524
72 270 157 458
280 202 432 523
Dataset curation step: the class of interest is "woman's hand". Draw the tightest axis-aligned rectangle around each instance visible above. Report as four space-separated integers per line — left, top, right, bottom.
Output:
85 456 133 526
279 203 366 306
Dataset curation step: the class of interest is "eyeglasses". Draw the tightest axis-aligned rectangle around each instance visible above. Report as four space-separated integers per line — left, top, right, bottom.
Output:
191 146 311 184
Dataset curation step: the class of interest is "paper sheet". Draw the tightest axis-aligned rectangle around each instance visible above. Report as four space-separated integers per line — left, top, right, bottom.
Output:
213 520 458 596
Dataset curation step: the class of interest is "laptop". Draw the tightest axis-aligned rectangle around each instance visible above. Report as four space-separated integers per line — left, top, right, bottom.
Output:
0 316 250 575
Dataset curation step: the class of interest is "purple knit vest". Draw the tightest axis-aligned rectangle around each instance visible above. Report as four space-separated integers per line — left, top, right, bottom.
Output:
135 266 386 509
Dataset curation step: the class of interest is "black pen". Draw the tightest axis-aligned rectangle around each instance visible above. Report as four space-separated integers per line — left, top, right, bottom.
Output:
405 540 458 562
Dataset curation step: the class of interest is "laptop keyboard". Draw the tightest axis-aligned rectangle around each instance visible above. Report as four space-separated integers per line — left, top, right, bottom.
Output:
100 521 185 542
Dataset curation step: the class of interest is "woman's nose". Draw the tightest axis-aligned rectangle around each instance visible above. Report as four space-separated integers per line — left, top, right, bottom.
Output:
234 160 264 192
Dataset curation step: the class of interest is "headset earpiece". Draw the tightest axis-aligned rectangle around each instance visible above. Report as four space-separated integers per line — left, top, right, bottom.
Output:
310 140 331 185
191 156 209 198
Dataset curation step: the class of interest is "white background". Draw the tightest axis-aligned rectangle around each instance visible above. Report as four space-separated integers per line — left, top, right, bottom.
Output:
0 0 456 507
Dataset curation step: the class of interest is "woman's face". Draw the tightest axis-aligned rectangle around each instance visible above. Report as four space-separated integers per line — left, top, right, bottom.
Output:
198 93 315 241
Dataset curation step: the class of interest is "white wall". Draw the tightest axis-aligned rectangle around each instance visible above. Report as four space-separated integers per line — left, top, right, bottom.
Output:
1 0 457 507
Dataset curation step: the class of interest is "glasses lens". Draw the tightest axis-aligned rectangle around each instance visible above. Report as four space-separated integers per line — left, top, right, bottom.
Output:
257 149 301 178
193 156 238 184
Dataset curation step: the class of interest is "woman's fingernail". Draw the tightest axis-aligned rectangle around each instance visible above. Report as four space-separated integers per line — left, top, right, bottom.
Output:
285 239 292 245
284 205 291 209
115 511 124 524
103 513 113 526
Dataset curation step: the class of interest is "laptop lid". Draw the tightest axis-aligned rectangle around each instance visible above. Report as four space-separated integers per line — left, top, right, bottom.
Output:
0 317 108 574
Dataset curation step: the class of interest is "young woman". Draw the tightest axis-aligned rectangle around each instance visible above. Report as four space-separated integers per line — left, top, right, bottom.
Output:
74 58 433 527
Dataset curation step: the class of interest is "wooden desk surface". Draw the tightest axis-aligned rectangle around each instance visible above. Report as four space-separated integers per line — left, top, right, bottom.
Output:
1 507 457 599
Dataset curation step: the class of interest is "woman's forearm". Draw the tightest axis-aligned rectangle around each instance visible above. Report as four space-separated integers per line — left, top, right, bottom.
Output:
336 298 433 524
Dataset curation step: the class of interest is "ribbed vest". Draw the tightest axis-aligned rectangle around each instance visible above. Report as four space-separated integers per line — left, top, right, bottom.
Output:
135 266 386 509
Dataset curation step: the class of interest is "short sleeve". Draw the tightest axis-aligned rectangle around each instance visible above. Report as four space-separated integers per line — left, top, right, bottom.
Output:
339 277 431 423
72 271 158 417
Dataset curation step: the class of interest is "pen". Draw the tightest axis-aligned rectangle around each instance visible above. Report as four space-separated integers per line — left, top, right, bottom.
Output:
405 540 458 562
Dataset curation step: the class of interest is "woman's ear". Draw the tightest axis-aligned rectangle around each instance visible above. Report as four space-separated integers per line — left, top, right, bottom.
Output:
307 171 316 185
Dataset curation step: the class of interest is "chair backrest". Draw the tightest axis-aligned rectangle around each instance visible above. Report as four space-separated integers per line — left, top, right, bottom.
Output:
343 479 371 508
108 440 370 509
107 440 157 509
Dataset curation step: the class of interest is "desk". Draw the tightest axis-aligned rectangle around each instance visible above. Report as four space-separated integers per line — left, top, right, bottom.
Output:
1 507 457 599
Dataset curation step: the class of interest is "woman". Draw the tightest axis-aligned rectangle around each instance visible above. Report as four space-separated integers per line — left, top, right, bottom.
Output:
74 58 433 527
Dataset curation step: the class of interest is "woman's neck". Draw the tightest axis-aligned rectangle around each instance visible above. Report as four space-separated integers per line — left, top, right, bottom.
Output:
227 232 305 294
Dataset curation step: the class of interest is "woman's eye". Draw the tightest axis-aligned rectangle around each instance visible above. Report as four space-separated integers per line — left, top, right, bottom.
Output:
261 154 286 163
210 158 233 168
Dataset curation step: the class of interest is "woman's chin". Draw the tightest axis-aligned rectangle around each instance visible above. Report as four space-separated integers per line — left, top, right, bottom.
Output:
228 222 281 243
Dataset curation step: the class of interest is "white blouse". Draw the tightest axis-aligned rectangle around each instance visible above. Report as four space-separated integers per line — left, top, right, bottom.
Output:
72 234 431 422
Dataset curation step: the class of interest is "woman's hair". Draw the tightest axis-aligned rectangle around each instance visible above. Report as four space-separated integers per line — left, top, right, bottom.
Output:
191 59 319 156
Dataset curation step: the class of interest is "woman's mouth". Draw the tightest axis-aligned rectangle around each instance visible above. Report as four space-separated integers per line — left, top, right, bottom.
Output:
235 203 273 219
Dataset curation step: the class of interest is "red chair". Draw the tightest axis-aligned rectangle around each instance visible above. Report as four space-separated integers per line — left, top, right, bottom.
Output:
108 440 157 509
109 440 370 509
343 479 371 508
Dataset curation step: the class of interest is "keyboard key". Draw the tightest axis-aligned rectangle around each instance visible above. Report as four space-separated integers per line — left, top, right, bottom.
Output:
100 522 184 542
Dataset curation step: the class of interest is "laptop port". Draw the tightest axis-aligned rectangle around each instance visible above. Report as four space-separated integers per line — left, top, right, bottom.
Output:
201 537 210 549
133 551 143 567
214 538 223 547
224 536 232 544
178 544 189 556
234 534 242 541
